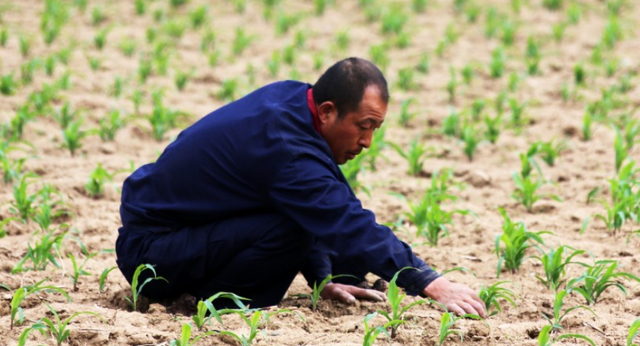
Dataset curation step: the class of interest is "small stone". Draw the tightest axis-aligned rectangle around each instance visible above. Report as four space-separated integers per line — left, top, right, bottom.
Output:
100 143 116 154
467 170 491 188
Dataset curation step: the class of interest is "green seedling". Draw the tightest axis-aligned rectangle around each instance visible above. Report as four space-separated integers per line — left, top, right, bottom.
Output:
43 55 57 76
629 319 640 346
417 51 430 73
461 64 474 86
543 289 597 332
10 174 39 222
164 19 187 40
340 151 369 196
9 278 71 329
0 73 17 96
566 2 582 24
192 292 248 330
120 37 136 57
57 71 71 90
397 67 416 91
282 44 295 65
232 27 253 56
438 312 464 345
537 139 568 166
21 59 37 85
297 274 357 311
484 7 501 38
551 22 566 42
538 325 596 346
148 99 189 141
99 109 126 141
134 0 145 15
446 66 457 102
501 19 517 46
508 98 527 131
574 62 586 86
85 163 115 197
111 76 123 98
37 304 102 346
397 98 416 128
364 127 387 171
94 26 110 50
0 145 28 184
413 0 428 12
495 91 508 115
170 322 219 346
126 264 168 311
461 123 481 161
54 102 77 129
175 70 192 92
543 0 564 10
8 105 33 140
494 207 550 277
91 6 106 26
614 127 629 172
381 5 407 35
508 72 520 92
465 2 481 22
189 5 207 28
62 119 93 156
378 267 427 338
520 144 541 178
602 16 622 49
12 229 68 273
471 98 485 121
267 51 281 77
390 137 430 176
314 0 330 15
99 266 117 291
568 260 640 305
0 27 7 46
218 78 239 102
87 55 102 71
32 183 68 233
512 173 561 213
582 111 593 141
369 43 390 73
200 28 216 52
442 108 462 138
19 35 31 57
362 312 398 346
490 46 506 79
170 0 188 7
484 113 502 144
67 252 96 291
479 281 517 316
533 246 588 291
138 57 153 83
526 36 541 75
219 309 300 346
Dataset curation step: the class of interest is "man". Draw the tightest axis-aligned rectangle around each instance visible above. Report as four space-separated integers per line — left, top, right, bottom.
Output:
116 57 486 317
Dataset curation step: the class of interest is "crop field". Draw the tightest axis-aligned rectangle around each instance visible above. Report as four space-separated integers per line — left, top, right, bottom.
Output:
1 0 640 345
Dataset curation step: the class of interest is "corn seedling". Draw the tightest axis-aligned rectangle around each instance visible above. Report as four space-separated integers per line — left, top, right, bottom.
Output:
0 73 17 95
219 309 299 346
471 98 485 121
446 66 457 102
543 0 564 11
417 51 430 74
10 174 39 221
461 123 481 161
614 127 630 172
442 108 462 138
21 59 37 85
32 183 67 233
175 70 192 92
397 98 416 128
390 137 430 176
232 27 253 56
501 19 517 46
568 260 640 305
495 207 550 277
19 35 31 57
36 304 102 346
479 281 517 316
508 98 527 131
377 267 427 338
192 292 248 330
526 36 541 75
0 27 7 46
397 67 416 91
12 229 68 273
295 274 357 311
461 64 474 86
62 119 93 156
380 5 407 35
0 145 27 184
437 312 465 345
99 266 117 291
44 55 57 76
537 139 568 166
340 153 369 196
566 2 582 25
91 6 106 26
543 289 597 332
602 16 622 49
574 62 586 86
484 7 501 38
582 112 593 141
99 109 126 141
127 264 168 311
67 252 96 291
533 246 588 291
217 78 240 102
87 55 102 71
537 325 596 346
484 113 502 144
465 3 481 22
365 127 387 171
490 46 506 79
282 45 295 66
551 22 566 42
628 319 640 346
119 37 136 57
512 173 560 213
369 43 390 73
53 102 77 129
170 322 219 346
94 26 109 50
9 278 71 329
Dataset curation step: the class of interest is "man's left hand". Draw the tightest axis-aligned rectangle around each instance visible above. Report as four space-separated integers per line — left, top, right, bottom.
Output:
320 282 386 304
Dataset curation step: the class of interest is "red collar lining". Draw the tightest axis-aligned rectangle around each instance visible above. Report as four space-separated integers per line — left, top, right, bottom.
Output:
307 88 321 134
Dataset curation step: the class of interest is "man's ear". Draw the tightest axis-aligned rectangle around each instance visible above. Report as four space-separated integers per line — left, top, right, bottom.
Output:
317 101 337 125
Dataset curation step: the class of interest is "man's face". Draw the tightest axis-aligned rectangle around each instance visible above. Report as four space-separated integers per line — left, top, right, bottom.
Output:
318 86 388 165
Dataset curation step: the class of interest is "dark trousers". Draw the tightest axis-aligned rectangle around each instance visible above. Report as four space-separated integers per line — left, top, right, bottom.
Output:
116 213 315 308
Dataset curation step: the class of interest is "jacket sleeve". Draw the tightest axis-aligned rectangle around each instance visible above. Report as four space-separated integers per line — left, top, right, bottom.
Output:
268 155 440 295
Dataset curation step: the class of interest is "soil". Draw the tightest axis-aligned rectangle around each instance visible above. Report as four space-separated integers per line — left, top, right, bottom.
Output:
1 0 639 345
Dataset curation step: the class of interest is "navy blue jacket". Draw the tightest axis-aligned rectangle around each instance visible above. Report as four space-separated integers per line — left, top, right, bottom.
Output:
120 81 439 295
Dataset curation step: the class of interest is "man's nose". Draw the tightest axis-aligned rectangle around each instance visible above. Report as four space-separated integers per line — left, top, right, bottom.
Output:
359 133 372 149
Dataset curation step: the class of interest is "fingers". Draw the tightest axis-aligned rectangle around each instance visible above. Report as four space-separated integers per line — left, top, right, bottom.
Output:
344 286 386 302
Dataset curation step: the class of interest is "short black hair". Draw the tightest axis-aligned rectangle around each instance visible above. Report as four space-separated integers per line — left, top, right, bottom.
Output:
312 57 389 118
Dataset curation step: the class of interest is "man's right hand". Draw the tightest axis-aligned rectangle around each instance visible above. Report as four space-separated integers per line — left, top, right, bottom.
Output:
423 276 487 318
321 282 386 304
